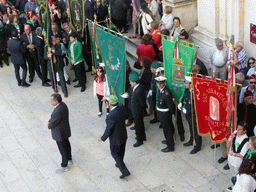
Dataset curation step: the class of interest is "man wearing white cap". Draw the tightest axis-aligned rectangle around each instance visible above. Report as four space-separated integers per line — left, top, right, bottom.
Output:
155 76 175 152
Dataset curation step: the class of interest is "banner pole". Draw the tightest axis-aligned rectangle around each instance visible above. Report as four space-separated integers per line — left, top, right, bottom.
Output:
48 49 57 90
88 20 129 40
187 72 242 86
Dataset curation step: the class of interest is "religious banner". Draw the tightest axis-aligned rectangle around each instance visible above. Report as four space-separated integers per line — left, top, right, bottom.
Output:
96 27 126 104
68 0 85 36
162 36 196 103
88 21 103 72
37 0 51 47
192 73 236 143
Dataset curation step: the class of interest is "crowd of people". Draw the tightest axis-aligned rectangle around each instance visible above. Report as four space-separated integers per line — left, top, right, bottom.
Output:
2 0 256 190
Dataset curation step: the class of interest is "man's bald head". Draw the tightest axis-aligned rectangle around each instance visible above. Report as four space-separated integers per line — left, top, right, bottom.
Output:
24 25 31 35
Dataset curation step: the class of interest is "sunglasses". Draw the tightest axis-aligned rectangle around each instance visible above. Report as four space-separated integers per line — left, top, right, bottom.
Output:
249 62 255 64
250 82 256 84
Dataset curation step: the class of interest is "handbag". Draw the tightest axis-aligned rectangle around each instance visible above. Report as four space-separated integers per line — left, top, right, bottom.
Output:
134 60 142 69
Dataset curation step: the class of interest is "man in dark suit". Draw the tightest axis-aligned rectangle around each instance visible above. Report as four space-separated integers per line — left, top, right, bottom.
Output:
94 0 108 25
15 0 28 12
34 27 51 87
7 29 30 87
48 93 72 173
180 77 202 154
20 24 42 83
99 95 130 179
129 71 147 147
45 36 68 97
84 0 94 21
155 76 175 152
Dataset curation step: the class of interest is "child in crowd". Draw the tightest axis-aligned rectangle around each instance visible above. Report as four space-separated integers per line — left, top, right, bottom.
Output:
93 67 110 117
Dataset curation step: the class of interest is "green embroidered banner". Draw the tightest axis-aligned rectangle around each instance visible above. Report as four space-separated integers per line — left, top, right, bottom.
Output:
162 36 196 103
37 0 51 47
96 27 126 104
88 21 103 71
68 0 85 36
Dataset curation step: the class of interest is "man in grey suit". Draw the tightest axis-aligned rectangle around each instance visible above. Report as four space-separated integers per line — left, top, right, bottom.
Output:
7 29 30 87
48 93 72 173
99 95 131 179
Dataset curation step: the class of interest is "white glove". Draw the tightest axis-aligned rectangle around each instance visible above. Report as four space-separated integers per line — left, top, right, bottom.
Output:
147 90 153 98
178 102 182 111
182 108 187 114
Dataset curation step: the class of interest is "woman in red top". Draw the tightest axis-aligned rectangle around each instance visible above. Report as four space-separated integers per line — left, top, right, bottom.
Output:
150 21 162 49
136 34 156 64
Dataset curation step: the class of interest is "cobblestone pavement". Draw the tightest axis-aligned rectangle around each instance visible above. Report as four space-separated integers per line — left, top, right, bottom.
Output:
0 64 233 192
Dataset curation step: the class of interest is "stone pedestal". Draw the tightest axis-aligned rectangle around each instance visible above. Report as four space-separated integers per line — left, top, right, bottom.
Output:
162 0 197 32
191 0 256 69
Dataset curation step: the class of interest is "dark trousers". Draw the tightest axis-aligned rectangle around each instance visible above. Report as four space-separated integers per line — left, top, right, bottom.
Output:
152 92 158 120
112 18 126 31
134 112 146 142
13 64 27 84
26 51 42 80
125 99 133 123
175 107 185 136
110 142 130 175
48 62 67 94
185 113 202 150
0 50 9 65
74 62 86 88
38 56 48 84
157 111 175 150
97 94 109 113
56 138 72 167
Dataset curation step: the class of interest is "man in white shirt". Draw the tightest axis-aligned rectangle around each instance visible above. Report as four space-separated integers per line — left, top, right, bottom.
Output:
226 122 249 175
208 38 229 80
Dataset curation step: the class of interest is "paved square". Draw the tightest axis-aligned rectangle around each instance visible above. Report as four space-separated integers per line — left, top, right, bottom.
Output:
0 65 232 191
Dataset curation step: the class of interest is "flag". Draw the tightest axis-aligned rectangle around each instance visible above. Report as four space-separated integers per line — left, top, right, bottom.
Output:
37 0 51 47
68 0 85 36
192 73 236 143
96 27 126 104
162 36 196 103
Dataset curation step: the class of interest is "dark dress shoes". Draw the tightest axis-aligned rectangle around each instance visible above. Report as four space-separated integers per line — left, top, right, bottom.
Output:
133 141 143 147
190 148 201 154
42 83 51 87
149 119 160 124
46 78 51 82
210 143 220 149
21 82 30 87
183 141 193 147
66 80 71 85
180 135 185 142
161 140 167 144
29 78 33 83
81 87 86 92
120 172 130 179
18 81 21 86
161 147 174 153
223 163 230 170
72 78 78 82
218 157 227 164
0 64 3 68
130 126 135 130
74 84 81 88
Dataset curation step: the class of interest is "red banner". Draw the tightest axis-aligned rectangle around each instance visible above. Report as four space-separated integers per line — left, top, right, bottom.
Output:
192 73 236 143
